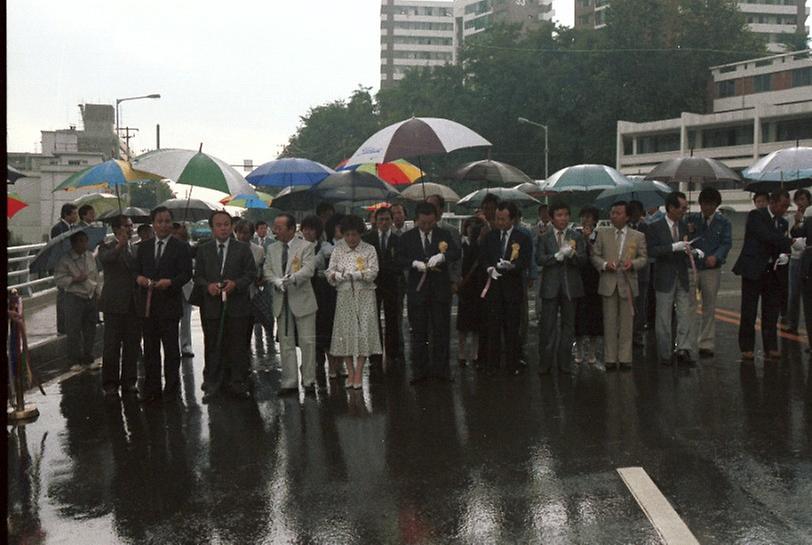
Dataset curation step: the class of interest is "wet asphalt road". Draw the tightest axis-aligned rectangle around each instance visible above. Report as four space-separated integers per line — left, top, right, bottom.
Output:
7 289 812 545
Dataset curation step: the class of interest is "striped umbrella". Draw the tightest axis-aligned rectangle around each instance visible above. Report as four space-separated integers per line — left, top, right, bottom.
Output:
8 194 28 218
53 159 162 192
339 159 424 185
133 147 255 196
247 157 334 188
220 192 273 209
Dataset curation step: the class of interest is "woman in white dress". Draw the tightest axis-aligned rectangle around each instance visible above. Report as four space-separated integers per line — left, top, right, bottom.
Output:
326 215 382 389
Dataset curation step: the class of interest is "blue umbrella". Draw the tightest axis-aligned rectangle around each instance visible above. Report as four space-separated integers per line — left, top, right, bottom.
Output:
743 146 812 191
246 158 334 188
29 225 108 274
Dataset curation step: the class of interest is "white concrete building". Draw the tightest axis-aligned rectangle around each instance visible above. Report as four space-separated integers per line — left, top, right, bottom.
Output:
380 0 555 88
380 0 456 89
617 50 812 210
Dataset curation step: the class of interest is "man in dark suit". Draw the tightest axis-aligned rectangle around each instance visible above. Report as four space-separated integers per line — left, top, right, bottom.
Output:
536 201 587 375
628 200 651 345
98 215 140 397
51 203 79 334
134 206 193 402
363 206 403 371
648 191 703 365
733 189 792 361
481 202 532 375
398 202 461 384
194 211 257 401
791 215 812 349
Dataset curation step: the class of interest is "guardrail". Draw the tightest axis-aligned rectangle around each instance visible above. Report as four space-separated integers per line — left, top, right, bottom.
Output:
7 242 53 298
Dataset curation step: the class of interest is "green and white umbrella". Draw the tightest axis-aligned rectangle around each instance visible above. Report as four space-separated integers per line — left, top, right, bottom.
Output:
133 147 255 196
545 164 632 193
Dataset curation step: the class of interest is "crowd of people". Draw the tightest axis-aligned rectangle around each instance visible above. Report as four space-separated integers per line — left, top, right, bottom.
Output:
49 185 810 402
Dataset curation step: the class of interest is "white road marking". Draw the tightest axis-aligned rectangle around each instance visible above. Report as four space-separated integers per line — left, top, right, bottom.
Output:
617 467 700 545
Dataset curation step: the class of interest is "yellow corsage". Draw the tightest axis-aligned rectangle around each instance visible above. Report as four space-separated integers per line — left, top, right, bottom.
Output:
625 242 637 261
356 256 366 271
569 240 576 251
292 256 301 273
438 241 448 254
510 242 520 262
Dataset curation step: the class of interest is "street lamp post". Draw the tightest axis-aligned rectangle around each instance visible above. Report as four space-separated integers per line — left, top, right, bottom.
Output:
115 93 161 158
518 117 549 180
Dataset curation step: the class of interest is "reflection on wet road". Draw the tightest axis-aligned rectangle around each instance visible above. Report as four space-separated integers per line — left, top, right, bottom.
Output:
7 304 812 545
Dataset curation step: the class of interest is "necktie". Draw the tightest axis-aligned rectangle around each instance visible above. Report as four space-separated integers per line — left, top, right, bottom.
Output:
671 222 678 242
217 243 225 277
156 240 164 262
557 230 563 248
381 232 387 253
616 229 624 260
501 230 508 257
281 242 289 273
422 233 429 255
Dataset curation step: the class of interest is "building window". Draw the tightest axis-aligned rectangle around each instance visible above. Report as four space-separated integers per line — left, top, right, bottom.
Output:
754 73 772 93
793 67 812 87
717 80 736 98
637 133 679 154
702 125 754 148
776 118 812 142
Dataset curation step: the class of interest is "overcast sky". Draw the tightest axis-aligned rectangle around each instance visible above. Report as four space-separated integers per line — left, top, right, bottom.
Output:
6 0 807 174
6 0 576 170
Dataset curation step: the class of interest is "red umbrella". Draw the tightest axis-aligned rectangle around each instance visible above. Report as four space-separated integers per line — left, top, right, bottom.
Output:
8 194 28 218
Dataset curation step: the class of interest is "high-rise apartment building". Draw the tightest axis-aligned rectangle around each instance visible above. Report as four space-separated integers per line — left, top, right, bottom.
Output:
573 0 809 53
380 0 555 88
380 0 456 89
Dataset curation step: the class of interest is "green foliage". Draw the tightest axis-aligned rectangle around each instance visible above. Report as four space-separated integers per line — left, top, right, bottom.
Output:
127 180 175 209
282 0 766 180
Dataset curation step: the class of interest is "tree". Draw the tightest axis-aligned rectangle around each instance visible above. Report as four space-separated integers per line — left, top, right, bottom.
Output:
127 180 175 209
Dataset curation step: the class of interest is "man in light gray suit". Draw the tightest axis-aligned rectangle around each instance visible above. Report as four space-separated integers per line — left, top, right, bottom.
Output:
591 201 648 370
536 201 587 375
264 213 318 396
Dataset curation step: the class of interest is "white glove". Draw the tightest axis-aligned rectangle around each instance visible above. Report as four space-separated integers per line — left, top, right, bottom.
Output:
412 260 427 272
693 248 705 260
554 251 565 262
486 266 502 280
561 245 575 257
350 271 363 281
281 274 294 287
272 278 286 292
331 271 344 283
671 241 688 252
776 253 790 266
427 253 445 268
792 237 807 251
461 236 470 246
496 259 515 271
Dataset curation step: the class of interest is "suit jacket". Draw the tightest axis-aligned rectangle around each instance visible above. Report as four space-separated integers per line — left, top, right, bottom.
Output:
481 227 532 303
732 208 791 280
685 211 733 269
363 229 401 296
50 220 72 239
134 236 193 319
536 227 587 300
193 238 257 319
263 237 317 318
98 239 137 314
791 220 812 280
397 226 461 304
591 227 648 298
647 217 691 292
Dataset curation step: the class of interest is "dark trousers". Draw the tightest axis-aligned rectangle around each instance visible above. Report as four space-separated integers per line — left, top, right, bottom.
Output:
56 288 67 334
634 264 651 337
202 315 251 394
408 295 451 379
142 317 181 396
373 286 402 363
739 271 782 353
64 293 97 363
486 291 521 372
102 313 139 389
538 294 577 372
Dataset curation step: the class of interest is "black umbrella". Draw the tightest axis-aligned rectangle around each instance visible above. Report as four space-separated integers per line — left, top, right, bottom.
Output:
457 187 540 209
644 157 741 186
156 198 221 222
29 225 108 274
97 206 151 223
7 165 26 183
453 159 533 187
271 171 400 212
